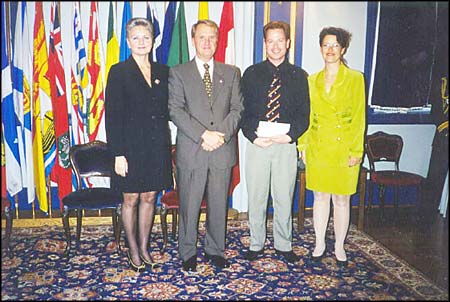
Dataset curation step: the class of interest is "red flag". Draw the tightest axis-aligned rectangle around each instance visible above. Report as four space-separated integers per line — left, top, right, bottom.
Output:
87 1 106 142
216 2 239 196
47 2 71 205
216 2 235 64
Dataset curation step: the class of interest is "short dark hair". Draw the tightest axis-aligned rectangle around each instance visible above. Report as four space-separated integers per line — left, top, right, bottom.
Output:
263 21 290 40
319 27 352 66
319 27 352 49
191 19 219 38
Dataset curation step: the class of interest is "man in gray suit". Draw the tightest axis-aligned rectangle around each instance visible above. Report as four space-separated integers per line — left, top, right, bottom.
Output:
168 20 244 272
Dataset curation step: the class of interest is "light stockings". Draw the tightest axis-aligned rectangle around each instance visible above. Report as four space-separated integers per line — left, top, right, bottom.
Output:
332 194 350 261
312 192 331 257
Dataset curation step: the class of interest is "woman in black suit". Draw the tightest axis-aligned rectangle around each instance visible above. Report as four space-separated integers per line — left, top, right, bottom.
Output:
105 18 172 272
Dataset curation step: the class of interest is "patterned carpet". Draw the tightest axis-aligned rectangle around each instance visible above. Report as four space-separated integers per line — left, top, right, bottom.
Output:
1 218 447 300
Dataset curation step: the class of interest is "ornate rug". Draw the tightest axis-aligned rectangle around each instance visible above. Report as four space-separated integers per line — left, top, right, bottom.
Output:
1 218 447 300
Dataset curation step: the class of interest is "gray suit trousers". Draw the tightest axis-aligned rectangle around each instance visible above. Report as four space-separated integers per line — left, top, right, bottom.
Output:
177 165 231 261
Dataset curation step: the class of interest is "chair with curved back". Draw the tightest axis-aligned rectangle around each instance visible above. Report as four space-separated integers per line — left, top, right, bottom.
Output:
365 131 424 217
160 145 207 253
61 141 123 258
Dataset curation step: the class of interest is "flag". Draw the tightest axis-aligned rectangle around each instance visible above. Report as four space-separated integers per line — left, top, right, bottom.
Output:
33 1 54 213
120 1 132 62
106 1 119 81
2 1 23 197
158 1 177 64
216 2 239 196
1 136 6 198
11 1 27 193
147 2 161 62
70 2 88 146
167 2 189 67
47 1 71 205
198 2 209 20
216 2 235 65
21 2 35 204
87 1 106 142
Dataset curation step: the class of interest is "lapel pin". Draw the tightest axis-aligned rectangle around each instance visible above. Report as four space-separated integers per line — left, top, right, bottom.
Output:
155 79 160 85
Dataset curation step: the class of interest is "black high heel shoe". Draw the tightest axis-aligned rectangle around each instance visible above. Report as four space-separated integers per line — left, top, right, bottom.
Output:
311 250 326 262
127 251 146 272
140 254 161 270
336 258 348 267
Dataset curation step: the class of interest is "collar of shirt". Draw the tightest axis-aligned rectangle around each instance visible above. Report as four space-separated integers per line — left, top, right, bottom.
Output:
195 56 214 82
266 59 289 76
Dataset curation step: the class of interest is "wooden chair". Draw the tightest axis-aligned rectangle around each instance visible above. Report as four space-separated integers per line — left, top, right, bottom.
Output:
365 131 424 217
61 141 123 258
297 165 368 232
2 197 13 255
160 145 207 253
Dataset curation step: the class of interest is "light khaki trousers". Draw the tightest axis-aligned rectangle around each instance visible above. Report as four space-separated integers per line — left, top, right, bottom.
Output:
245 142 298 252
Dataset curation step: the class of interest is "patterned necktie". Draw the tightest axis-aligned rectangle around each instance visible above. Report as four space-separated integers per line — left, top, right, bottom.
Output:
203 63 213 100
266 71 281 122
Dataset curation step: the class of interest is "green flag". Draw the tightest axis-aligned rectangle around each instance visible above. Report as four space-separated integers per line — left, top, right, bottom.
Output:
167 2 189 67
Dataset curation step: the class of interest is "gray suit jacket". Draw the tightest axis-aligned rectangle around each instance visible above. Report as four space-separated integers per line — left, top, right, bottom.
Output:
168 59 244 170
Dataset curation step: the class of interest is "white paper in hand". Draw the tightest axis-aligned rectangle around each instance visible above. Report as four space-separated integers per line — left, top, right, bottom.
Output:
256 121 290 137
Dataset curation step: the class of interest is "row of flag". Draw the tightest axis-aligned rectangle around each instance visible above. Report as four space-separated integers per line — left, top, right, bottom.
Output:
1 1 238 214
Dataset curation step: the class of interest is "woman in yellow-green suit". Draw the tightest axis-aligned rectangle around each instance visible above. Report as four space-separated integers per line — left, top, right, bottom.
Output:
298 27 366 267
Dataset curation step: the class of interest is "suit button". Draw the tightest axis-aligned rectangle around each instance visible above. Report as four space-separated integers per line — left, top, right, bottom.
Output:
336 137 341 141
210 122 214 125
151 116 156 119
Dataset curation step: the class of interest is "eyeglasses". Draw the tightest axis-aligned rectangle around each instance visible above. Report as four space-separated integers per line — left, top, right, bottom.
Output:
322 43 341 49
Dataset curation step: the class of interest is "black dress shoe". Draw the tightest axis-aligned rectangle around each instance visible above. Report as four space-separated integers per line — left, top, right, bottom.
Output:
275 249 300 264
182 255 197 272
336 258 348 267
311 250 325 262
205 253 229 268
244 249 264 261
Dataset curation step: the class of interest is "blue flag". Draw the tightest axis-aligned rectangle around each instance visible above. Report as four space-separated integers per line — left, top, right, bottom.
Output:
158 2 177 64
120 1 132 62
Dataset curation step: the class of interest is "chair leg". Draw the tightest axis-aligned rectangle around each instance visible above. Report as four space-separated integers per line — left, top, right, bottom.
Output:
76 209 82 244
4 205 13 255
368 182 374 214
62 207 71 257
113 205 122 254
393 185 399 216
160 206 168 255
379 185 386 219
172 209 178 240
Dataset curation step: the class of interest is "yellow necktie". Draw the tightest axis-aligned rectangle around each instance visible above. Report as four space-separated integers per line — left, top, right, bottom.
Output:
203 63 213 100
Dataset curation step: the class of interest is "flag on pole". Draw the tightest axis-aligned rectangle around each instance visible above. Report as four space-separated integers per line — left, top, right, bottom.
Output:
198 2 209 20
47 1 71 204
21 2 35 204
70 2 88 146
120 1 132 62
158 1 177 65
11 2 27 200
167 2 189 67
216 2 239 196
106 1 119 82
2 1 23 197
33 1 53 213
216 2 235 65
147 2 161 63
87 1 106 142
